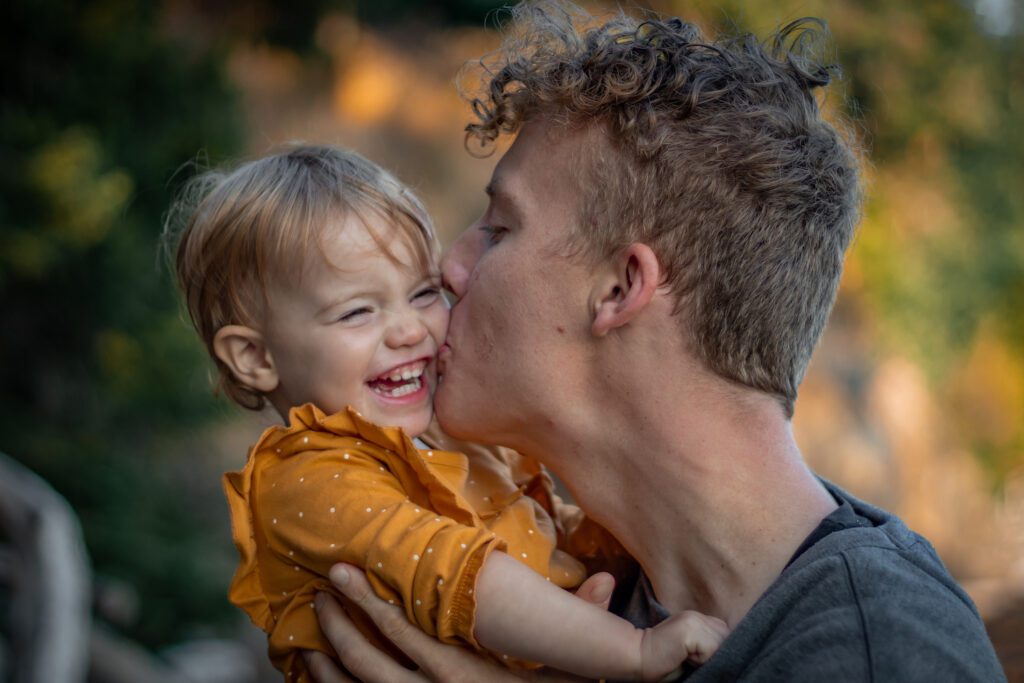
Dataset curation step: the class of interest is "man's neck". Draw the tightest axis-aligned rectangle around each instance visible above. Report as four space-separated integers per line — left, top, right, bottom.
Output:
540 375 837 628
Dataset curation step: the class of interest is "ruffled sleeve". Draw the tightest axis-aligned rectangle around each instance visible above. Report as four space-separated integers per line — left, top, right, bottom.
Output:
223 430 277 630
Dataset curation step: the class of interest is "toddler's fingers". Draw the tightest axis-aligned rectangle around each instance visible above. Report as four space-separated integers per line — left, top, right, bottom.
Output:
642 609 732 679
706 614 730 640
678 611 729 664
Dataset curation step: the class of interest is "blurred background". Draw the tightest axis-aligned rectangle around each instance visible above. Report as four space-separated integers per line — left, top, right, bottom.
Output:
1 0 1021 681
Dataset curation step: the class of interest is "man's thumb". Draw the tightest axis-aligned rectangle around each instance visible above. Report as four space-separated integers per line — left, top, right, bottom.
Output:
575 571 615 611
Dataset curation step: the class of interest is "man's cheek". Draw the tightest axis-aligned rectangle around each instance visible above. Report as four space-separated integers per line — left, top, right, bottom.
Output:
431 307 451 341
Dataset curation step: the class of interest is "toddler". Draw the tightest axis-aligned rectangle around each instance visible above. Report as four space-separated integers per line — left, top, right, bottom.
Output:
170 145 728 682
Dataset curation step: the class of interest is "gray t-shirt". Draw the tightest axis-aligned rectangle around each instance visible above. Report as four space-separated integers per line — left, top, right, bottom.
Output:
614 481 1006 681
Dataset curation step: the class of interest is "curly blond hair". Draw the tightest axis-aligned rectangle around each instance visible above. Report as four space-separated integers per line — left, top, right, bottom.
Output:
465 1 862 416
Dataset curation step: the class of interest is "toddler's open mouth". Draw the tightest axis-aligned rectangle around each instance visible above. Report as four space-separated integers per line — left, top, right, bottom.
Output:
367 359 428 398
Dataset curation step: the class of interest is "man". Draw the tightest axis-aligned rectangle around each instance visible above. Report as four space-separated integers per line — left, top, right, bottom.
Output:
308 2 1005 680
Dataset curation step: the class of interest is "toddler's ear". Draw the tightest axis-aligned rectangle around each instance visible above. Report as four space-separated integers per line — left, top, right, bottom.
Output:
213 325 279 393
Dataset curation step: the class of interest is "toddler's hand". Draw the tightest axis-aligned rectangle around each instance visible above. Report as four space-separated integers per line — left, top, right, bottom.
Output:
639 610 730 681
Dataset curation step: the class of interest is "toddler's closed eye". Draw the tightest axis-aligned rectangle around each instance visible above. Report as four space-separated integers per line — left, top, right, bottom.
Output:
338 307 372 322
413 287 440 305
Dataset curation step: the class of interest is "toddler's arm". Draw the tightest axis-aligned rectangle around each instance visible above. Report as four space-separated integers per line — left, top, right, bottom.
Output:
473 551 729 681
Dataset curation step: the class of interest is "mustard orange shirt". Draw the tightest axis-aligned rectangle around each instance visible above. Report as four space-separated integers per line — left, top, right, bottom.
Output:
224 404 599 682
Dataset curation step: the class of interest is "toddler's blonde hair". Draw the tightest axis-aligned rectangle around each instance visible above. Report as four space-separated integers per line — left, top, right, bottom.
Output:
167 144 438 410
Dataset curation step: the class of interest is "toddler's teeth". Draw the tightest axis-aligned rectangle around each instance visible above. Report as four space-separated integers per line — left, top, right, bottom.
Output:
370 375 423 398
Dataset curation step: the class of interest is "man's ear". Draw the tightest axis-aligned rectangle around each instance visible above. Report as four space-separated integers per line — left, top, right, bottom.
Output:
212 325 279 393
591 243 661 337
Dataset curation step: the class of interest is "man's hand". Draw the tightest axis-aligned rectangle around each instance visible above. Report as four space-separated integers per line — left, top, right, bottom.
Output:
306 563 616 683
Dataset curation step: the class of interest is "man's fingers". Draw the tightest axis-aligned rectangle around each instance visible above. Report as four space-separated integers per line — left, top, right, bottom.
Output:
304 651 355 683
315 586 425 683
329 564 470 679
326 564 548 682
329 565 415 645
327 564 444 670
573 572 615 611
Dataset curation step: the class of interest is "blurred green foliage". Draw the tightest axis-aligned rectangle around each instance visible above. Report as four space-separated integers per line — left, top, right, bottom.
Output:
1 0 244 646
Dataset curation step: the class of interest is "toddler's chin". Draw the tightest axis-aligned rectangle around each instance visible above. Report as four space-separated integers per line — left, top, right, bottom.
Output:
390 406 432 439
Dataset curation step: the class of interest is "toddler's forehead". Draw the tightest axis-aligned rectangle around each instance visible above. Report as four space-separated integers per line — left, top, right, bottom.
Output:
321 219 385 262
318 214 437 274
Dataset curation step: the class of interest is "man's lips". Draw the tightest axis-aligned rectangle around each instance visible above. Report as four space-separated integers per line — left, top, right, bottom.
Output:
437 344 452 376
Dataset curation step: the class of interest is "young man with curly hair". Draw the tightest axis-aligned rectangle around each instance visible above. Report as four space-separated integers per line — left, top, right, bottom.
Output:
307 3 1005 680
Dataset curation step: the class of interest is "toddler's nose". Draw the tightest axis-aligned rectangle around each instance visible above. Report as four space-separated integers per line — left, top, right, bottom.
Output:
385 311 428 349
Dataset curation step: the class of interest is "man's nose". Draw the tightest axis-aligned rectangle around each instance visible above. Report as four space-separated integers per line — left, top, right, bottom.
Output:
441 225 484 299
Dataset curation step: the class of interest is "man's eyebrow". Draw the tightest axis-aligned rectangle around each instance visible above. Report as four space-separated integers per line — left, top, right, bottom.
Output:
483 177 524 223
484 179 516 208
